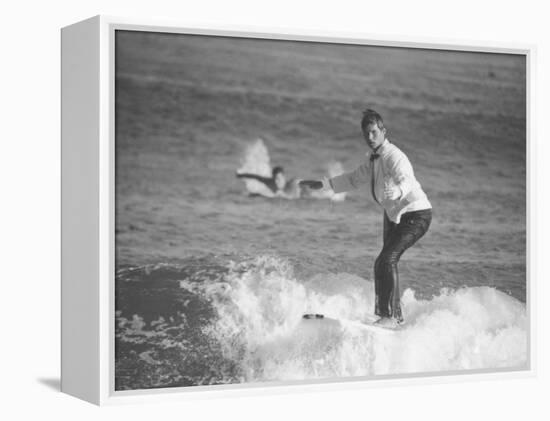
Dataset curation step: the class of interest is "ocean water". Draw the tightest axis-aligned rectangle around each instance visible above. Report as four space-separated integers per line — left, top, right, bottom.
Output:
114 31 527 390
115 256 526 389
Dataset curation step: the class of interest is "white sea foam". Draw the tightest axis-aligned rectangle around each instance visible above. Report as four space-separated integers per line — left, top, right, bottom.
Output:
237 138 273 178
237 139 275 197
179 256 527 381
308 161 347 202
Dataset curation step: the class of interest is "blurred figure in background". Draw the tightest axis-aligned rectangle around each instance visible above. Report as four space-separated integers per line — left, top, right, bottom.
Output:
236 166 300 198
236 139 345 201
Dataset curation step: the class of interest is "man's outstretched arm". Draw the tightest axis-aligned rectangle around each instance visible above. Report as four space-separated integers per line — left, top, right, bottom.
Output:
301 162 371 193
330 162 370 193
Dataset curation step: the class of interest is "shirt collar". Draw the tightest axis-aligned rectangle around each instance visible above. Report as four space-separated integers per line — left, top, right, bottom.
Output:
376 139 390 153
366 139 389 157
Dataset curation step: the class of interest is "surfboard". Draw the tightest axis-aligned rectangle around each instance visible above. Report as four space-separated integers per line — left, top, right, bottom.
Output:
301 314 398 335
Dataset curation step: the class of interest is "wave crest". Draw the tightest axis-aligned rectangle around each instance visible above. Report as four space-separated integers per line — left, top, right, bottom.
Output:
179 255 528 381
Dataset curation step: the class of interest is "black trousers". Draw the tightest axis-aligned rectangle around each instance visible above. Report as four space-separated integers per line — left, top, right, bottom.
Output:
374 209 432 321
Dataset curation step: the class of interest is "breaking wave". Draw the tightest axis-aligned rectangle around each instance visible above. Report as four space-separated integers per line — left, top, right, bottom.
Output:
178 255 527 382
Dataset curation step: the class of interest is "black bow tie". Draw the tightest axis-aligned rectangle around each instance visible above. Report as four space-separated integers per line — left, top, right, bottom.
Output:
370 153 380 162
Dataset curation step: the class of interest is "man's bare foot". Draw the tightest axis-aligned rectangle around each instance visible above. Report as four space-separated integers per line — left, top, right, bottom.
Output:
373 317 401 329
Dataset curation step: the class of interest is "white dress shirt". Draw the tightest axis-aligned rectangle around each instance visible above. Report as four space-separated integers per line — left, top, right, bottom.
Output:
329 139 431 223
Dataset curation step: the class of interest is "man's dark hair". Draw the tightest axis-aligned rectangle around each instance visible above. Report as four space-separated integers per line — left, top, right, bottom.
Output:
272 166 284 177
361 109 385 132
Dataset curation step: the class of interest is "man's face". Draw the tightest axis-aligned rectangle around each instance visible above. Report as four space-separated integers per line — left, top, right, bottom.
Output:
362 122 386 150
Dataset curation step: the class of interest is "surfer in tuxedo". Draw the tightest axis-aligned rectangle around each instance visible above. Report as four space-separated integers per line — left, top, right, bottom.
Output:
299 109 432 328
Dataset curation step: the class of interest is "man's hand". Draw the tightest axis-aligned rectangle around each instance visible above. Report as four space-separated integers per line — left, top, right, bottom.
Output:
384 184 402 200
298 179 324 190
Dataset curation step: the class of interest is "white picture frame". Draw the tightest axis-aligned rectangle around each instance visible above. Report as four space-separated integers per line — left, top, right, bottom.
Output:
61 15 534 405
